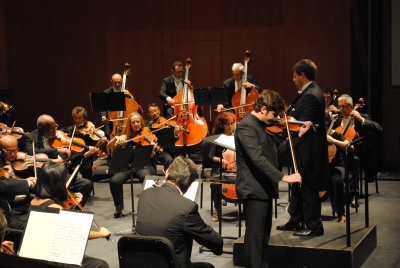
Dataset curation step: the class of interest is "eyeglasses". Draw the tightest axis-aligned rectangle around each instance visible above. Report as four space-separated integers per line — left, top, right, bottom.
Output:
2 148 18 154
338 104 350 109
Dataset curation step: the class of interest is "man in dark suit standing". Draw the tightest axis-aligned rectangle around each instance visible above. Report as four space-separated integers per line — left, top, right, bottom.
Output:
276 59 329 236
235 89 309 268
159 61 193 118
136 156 222 268
216 63 262 112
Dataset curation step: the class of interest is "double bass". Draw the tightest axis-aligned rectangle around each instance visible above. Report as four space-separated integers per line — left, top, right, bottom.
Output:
109 63 143 140
231 50 259 122
173 59 208 150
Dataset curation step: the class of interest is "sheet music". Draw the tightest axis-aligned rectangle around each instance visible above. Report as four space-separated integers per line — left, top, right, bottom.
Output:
19 209 93 266
214 135 235 151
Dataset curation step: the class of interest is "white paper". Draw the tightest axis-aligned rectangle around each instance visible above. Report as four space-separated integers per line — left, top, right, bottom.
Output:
214 135 235 151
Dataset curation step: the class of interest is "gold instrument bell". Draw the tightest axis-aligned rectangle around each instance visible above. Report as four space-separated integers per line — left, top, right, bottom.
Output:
0 101 12 113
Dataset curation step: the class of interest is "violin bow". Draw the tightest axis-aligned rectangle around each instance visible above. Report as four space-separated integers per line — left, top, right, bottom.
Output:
32 141 38 180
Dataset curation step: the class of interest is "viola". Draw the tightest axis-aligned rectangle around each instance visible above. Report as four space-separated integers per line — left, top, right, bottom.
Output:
49 130 105 156
12 152 56 171
334 98 364 141
77 121 106 142
231 50 259 122
151 116 177 129
0 123 26 139
130 127 163 153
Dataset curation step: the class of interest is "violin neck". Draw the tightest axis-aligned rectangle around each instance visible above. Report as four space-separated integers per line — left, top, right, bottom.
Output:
72 140 89 150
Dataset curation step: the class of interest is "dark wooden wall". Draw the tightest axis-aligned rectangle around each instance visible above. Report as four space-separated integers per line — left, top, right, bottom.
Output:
1 0 351 133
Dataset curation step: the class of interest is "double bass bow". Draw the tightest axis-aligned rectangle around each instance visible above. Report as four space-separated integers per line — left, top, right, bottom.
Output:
231 50 259 122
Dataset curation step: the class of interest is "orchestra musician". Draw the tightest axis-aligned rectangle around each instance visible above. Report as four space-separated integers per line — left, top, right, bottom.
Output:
22 114 93 207
216 63 262 112
234 89 309 268
0 135 37 229
277 59 329 237
106 112 157 218
208 112 236 222
145 103 179 171
30 161 110 268
159 61 193 118
136 156 223 268
333 94 382 207
101 73 135 137
323 87 340 117
0 210 15 255
60 106 107 182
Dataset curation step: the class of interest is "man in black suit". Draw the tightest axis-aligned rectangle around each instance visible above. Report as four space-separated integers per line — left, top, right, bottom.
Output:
235 89 309 268
101 73 135 136
276 59 329 236
136 156 222 268
22 114 93 207
334 94 382 207
216 63 262 112
159 61 193 118
0 135 36 229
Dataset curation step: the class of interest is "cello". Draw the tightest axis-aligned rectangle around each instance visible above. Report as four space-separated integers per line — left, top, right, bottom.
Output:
231 50 259 122
335 98 364 141
109 63 143 141
173 58 208 151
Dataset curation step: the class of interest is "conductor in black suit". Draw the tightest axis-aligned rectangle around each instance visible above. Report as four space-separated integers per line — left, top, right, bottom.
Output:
159 61 193 118
235 89 309 268
216 63 262 112
136 156 223 268
277 59 329 236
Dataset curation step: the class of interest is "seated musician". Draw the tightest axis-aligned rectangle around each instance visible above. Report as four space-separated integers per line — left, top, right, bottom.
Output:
208 112 236 222
216 63 262 112
107 112 157 218
101 73 135 137
0 135 37 230
323 87 340 117
333 94 382 207
22 114 93 207
60 106 107 182
31 161 110 267
145 103 179 171
0 209 15 255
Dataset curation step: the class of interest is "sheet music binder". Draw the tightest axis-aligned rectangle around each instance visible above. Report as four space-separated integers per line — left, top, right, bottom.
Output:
89 92 126 112
193 87 228 105
108 145 154 174
204 134 235 151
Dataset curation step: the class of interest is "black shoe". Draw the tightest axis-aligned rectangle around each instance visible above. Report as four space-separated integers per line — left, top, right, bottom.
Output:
351 196 359 208
114 213 121 218
293 227 324 236
276 221 304 231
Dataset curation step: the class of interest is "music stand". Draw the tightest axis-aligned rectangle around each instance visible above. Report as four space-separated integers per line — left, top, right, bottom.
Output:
89 92 126 112
150 127 175 153
108 145 154 235
193 87 228 131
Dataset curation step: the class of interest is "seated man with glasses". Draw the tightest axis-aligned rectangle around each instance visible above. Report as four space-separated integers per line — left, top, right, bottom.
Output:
0 135 37 229
22 114 93 207
145 103 179 171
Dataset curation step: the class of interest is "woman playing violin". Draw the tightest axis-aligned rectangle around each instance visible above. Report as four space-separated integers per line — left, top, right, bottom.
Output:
145 103 180 171
107 112 157 218
23 114 93 207
30 162 110 267
208 112 236 221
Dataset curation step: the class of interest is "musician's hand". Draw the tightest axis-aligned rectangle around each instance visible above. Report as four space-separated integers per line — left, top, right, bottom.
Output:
329 105 340 113
58 148 71 158
282 173 302 184
115 136 126 147
97 137 107 146
72 192 83 204
99 227 111 239
101 116 109 123
2 165 13 178
184 79 192 88
84 146 97 158
2 240 14 253
221 159 229 169
326 135 335 144
298 121 312 137
242 81 255 89
174 125 180 136
27 176 37 188
122 89 134 99
350 110 363 122
216 104 224 112
52 158 63 163
167 98 175 106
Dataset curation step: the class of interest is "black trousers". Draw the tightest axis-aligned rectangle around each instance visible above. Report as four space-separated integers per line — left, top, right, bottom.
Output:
68 176 93 207
243 198 272 268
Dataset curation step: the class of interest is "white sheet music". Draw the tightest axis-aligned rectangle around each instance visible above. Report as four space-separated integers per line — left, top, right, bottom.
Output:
19 209 93 266
214 135 236 151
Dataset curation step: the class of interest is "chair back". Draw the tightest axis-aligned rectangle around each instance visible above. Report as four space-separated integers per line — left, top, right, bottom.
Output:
118 234 178 268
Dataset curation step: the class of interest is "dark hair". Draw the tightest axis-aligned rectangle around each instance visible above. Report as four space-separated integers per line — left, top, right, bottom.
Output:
172 61 183 72
34 162 69 204
72 106 88 119
147 103 159 111
323 87 333 96
166 156 197 194
212 112 236 135
0 209 7 243
253 89 286 114
292 59 317 81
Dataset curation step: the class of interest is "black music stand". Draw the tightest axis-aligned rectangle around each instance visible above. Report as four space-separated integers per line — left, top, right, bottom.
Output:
201 134 240 255
193 87 228 132
150 127 176 153
89 92 126 112
108 145 154 235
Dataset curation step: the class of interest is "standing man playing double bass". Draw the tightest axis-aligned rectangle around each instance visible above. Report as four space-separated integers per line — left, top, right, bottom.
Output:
159 61 193 119
277 59 329 236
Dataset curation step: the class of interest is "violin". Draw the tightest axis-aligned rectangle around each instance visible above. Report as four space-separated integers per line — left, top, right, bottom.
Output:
77 121 106 142
150 116 177 129
266 116 318 135
0 123 26 139
49 130 105 156
131 127 163 153
334 98 364 141
12 152 56 171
